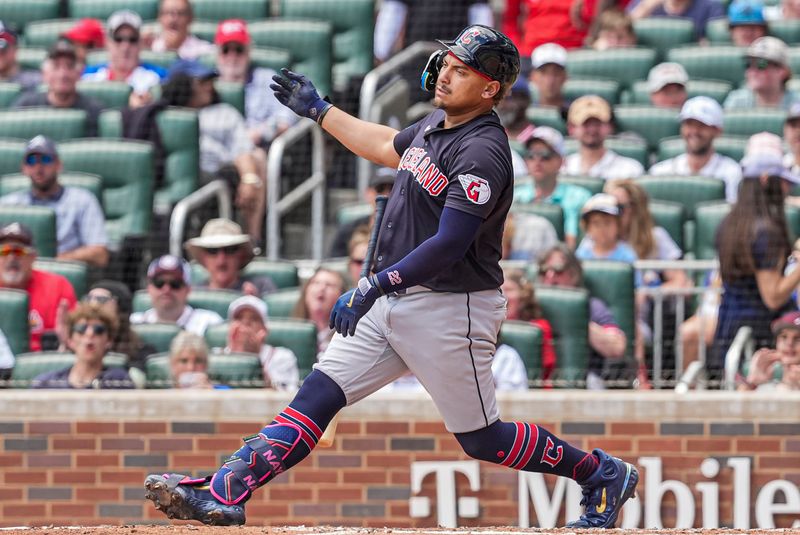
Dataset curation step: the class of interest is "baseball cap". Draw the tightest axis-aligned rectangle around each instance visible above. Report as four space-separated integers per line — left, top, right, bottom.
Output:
744 131 784 160
531 42 567 70
772 311 800 334
741 153 800 184
147 255 192 284
23 135 58 159
228 295 268 325
568 95 612 125
523 125 566 157
581 193 620 219
646 62 688 93
787 102 800 122
746 36 788 66
107 9 142 34
679 96 724 128
62 18 105 47
0 20 18 49
48 39 78 61
728 0 766 26
168 59 218 80
0 222 33 246
369 167 396 189
215 19 251 46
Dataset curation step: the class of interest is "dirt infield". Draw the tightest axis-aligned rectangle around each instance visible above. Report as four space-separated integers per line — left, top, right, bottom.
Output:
1 527 799 535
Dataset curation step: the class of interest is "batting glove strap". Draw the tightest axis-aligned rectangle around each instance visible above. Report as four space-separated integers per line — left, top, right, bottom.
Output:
367 274 385 296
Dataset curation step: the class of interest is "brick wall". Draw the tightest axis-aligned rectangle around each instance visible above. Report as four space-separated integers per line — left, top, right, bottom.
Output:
0 391 797 528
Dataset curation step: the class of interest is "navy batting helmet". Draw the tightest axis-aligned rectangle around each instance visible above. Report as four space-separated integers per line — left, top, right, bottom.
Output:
438 25 520 85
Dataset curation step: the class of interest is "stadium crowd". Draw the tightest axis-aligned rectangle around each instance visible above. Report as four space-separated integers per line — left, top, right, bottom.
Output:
1 0 800 392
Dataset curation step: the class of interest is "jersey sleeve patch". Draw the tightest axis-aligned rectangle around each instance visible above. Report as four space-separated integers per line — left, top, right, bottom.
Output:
458 174 491 205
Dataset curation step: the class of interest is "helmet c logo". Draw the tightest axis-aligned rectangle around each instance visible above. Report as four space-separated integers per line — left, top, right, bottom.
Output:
459 28 482 45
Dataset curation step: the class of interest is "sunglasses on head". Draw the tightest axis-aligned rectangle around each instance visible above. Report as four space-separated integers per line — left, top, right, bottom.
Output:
0 244 32 257
539 264 567 276
526 150 557 161
221 43 246 55
205 245 241 256
113 34 139 44
746 58 779 70
24 154 55 165
72 322 108 336
151 278 185 290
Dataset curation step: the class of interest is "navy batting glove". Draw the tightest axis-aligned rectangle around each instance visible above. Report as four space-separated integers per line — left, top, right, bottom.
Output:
269 68 332 123
329 276 383 337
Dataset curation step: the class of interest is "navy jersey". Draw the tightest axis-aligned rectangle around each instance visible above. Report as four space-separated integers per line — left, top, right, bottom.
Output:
373 108 514 292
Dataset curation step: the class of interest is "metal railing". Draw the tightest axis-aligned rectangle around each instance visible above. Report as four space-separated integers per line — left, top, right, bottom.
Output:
357 41 439 195
169 179 232 257
265 120 326 260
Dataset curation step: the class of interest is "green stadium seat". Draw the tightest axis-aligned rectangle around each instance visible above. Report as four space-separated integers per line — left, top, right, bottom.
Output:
0 205 57 257
785 204 800 240
525 106 566 134
564 135 649 167
633 17 696 60
249 19 333 97
0 83 22 108
140 50 179 70
191 0 268 21
76 80 131 109
559 175 605 195
0 289 29 356
336 201 371 225
0 108 86 141
566 47 656 90
33 258 88 297
560 78 621 105
12 351 128 386
499 320 543 382
769 19 800 44
58 139 154 247
535 286 589 385
0 171 103 201
131 323 182 353
213 81 245 116
186 20 216 42
722 108 787 137
693 201 729 259
280 0 373 88
511 203 565 241
0 138 25 176
68 0 158 19
21 19 78 48
657 134 748 162
636 175 726 218
190 259 300 291
199 47 293 73
15 47 47 71
789 50 800 79
155 108 200 212
649 200 687 251
144 351 263 388
705 18 731 44
582 260 636 360
628 79 733 105
133 288 239 318
667 45 745 86
613 105 680 151
262 286 301 318
0 0 60 34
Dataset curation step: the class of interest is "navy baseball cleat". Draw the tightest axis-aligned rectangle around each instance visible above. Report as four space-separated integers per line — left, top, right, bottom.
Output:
566 449 639 528
144 473 246 526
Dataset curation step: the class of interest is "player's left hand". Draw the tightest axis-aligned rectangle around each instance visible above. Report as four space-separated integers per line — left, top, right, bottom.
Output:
329 276 382 337
269 68 332 123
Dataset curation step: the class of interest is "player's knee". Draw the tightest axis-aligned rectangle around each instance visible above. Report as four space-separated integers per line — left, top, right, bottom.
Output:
454 423 505 464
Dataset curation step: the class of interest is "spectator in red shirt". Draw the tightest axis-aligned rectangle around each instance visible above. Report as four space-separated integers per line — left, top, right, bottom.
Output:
503 0 589 57
0 222 76 351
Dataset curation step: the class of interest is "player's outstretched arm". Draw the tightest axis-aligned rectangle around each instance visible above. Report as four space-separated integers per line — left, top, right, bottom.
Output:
271 69 401 169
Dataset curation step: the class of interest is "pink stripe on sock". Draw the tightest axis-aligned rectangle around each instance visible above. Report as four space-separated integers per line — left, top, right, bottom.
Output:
274 414 316 450
512 424 539 470
500 422 524 467
284 407 323 439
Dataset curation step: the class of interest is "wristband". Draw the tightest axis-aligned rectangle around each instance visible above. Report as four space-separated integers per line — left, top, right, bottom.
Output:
241 172 262 186
316 102 333 125
368 274 386 296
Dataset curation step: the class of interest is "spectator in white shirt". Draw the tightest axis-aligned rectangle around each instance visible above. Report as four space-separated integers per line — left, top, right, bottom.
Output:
222 295 299 391
563 95 644 180
649 96 742 202
783 102 800 176
130 255 223 335
145 0 214 60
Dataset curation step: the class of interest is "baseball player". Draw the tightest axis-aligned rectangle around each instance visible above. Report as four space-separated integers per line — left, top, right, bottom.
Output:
144 25 638 527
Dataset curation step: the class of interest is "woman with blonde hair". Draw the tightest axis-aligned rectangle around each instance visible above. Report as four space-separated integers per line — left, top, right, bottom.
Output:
292 268 348 359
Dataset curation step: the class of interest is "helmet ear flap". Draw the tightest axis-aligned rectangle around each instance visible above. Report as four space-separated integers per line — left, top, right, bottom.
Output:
421 50 446 91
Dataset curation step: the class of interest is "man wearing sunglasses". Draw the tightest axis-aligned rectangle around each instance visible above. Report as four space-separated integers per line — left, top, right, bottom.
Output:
724 36 799 110
0 222 77 352
130 255 223 336
214 19 296 149
0 136 109 267
184 218 277 296
82 10 166 103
